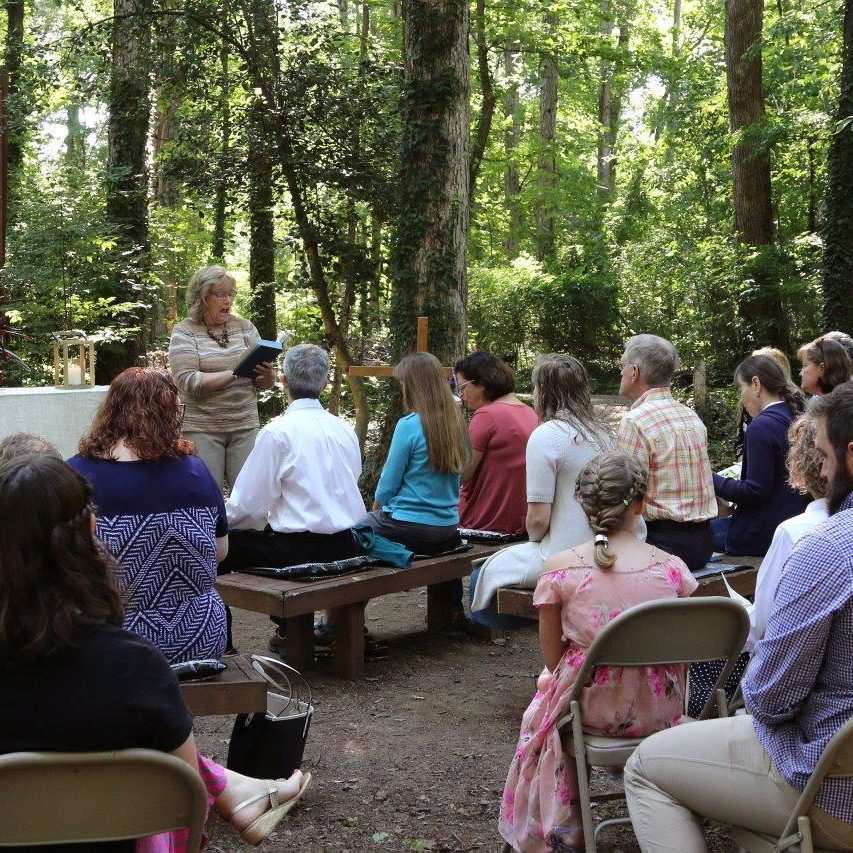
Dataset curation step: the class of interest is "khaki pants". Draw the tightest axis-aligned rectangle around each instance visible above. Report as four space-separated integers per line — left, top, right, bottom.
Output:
624 714 853 851
184 428 257 492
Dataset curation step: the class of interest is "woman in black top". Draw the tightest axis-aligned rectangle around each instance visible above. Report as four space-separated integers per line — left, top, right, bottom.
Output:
0 454 310 848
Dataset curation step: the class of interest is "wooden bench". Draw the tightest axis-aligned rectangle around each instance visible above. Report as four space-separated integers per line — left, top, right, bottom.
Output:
216 543 505 681
496 555 762 621
179 655 268 717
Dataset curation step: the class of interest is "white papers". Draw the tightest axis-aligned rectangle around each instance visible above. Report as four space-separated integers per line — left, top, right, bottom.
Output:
721 572 751 610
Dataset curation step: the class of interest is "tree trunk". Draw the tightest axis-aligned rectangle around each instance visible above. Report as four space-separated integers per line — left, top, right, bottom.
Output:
820 0 853 333
724 0 788 348
247 108 277 342
4 0 24 174
151 98 178 204
502 46 521 258
101 0 152 380
391 0 470 364
469 0 495 198
212 4 231 261
597 0 631 195
534 13 558 262
243 0 279 344
64 97 86 174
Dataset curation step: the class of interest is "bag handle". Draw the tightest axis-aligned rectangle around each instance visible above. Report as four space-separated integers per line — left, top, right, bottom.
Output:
249 655 313 711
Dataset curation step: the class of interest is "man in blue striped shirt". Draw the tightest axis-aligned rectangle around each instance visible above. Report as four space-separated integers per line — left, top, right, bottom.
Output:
624 383 853 851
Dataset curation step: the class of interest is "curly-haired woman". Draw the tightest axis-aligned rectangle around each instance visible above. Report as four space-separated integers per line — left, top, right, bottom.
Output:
68 368 229 663
168 265 276 490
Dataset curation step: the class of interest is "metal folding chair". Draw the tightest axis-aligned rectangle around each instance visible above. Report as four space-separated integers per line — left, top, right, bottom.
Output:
0 748 208 851
730 716 853 853
557 596 749 852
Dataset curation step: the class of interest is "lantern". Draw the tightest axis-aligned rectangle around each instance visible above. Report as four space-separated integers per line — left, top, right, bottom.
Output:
52 331 96 389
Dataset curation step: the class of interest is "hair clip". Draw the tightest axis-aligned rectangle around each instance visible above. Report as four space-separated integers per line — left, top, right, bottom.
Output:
594 533 609 545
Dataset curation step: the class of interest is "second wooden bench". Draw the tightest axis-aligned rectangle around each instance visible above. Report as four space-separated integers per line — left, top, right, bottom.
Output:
496 556 762 621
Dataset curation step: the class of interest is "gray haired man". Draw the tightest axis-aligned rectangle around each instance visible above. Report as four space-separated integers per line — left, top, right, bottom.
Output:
221 344 367 649
617 334 716 570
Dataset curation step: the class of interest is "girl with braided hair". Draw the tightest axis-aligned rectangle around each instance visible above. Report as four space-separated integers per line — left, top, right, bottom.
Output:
500 452 698 853
712 354 808 556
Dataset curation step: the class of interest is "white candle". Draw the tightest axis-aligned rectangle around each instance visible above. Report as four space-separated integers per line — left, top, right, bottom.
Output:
67 364 83 386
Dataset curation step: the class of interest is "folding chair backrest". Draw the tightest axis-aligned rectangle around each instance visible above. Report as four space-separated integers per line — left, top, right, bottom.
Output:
0 749 208 850
569 597 750 711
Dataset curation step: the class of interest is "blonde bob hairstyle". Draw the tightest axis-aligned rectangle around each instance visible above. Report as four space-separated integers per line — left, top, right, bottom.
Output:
395 352 468 474
575 452 648 570
185 265 237 323
786 415 826 499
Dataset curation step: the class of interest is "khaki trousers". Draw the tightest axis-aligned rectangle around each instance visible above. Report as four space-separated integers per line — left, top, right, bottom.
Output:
624 714 853 851
184 428 257 492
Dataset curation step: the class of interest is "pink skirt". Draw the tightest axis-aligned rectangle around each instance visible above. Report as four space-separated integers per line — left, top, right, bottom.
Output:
136 752 227 853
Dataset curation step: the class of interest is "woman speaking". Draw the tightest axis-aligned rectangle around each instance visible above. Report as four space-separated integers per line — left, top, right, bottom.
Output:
169 265 276 490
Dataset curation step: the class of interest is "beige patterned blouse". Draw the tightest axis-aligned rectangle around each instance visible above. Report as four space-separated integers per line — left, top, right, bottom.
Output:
168 316 261 433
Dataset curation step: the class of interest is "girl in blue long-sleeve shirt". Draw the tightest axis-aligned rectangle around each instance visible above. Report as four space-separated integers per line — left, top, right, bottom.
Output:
361 352 469 555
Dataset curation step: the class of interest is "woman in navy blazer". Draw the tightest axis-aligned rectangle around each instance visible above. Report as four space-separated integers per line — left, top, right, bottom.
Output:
712 355 807 556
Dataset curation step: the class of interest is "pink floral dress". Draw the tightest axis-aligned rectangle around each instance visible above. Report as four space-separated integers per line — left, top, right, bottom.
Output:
499 551 698 852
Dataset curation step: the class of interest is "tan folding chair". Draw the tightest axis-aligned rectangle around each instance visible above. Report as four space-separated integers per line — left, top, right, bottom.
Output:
557 596 750 853
0 749 208 851
730 716 853 853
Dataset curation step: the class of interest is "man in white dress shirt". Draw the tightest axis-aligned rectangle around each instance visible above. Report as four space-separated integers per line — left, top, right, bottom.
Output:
219 344 367 650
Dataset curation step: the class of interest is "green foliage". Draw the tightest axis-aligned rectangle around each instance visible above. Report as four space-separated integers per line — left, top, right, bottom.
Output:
1 0 843 400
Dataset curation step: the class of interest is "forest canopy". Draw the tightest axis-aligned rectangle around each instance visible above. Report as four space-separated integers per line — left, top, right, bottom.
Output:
1 0 851 409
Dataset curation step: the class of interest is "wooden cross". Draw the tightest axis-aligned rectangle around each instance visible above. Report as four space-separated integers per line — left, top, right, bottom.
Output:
347 316 453 379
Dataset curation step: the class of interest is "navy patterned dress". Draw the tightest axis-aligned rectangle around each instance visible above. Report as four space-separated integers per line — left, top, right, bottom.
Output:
67 454 228 664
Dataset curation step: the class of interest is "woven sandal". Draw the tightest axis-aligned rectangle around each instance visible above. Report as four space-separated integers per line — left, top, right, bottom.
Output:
229 771 312 846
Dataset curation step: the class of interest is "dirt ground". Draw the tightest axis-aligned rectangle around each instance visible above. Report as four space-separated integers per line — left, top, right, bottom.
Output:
195 585 737 853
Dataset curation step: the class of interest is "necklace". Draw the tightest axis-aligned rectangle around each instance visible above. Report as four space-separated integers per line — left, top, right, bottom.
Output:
205 321 230 348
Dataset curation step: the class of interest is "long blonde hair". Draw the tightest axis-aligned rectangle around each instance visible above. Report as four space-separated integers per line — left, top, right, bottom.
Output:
396 353 468 474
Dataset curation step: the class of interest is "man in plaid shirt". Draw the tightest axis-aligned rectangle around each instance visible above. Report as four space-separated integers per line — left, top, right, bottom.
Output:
617 334 716 570
624 383 853 850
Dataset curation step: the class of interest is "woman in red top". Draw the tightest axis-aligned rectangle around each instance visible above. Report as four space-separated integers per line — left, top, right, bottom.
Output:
454 351 539 534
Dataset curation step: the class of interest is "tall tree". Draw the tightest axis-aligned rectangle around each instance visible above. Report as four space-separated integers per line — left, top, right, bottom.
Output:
597 0 631 195
4 0 25 174
102 0 152 379
820 0 853 333
534 11 558 262
390 0 470 363
724 0 788 348
211 4 231 262
502 46 521 258
469 0 495 198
